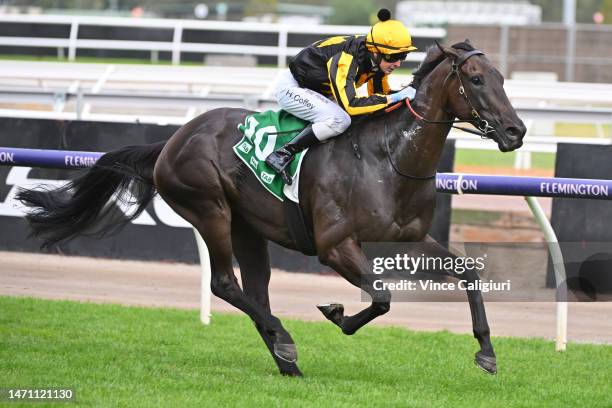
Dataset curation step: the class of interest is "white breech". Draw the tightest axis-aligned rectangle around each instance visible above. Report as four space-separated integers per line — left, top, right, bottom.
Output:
275 70 351 141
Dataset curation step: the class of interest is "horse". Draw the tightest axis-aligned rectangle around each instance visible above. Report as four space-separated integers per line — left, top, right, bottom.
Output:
17 41 526 377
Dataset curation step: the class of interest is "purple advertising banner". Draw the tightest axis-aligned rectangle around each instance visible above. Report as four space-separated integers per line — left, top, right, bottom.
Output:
436 173 612 200
0 147 103 169
2 147 612 200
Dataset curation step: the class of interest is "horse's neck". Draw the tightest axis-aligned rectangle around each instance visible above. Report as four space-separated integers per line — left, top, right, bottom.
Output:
388 71 454 179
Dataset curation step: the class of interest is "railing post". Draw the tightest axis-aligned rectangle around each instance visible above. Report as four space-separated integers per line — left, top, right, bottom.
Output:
524 196 568 351
172 24 183 66
76 89 83 120
565 25 576 82
193 228 211 325
499 24 509 78
68 20 79 62
52 92 66 112
564 0 576 82
277 27 288 68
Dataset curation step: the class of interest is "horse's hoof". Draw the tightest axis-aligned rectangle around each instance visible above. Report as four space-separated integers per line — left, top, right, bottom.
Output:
474 352 497 375
274 343 297 363
317 303 344 325
280 365 303 377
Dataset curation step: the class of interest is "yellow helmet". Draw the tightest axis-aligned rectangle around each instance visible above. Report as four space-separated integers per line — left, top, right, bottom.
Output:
366 9 417 55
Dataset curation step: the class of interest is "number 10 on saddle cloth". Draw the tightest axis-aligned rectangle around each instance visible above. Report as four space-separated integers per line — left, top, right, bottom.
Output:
235 110 308 201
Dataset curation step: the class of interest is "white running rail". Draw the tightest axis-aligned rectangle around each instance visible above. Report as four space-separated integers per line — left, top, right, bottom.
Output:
0 14 444 67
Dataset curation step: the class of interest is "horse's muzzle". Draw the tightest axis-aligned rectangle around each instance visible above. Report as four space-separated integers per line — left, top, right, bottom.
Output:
497 121 526 152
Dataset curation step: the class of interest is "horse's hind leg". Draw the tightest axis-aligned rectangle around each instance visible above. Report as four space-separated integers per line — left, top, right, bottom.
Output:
318 237 391 335
421 235 496 374
186 203 298 366
155 150 297 372
231 216 302 377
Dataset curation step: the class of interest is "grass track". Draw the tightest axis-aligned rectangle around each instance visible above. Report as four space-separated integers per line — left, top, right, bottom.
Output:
1 296 611 407
455 149 556 170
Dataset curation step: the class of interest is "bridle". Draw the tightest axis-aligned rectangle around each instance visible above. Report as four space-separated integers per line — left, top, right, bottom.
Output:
384 48 496 180
406 49 496 138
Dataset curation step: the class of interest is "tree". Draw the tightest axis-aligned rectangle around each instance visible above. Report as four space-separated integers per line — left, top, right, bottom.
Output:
529 0 603 23
529 0 562 22
244 0 277 16
328 0 377 25
603 0 612 23
575 0 604 23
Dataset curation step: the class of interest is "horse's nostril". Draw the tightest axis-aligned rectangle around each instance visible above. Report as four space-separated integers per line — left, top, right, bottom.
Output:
505 126 522 139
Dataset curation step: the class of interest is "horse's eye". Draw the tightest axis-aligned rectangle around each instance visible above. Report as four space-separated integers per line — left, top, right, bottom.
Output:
471 76 483 86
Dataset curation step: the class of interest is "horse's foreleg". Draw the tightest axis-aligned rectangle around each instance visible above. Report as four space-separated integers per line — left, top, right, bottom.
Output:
422 235 496 374
231 217 302 377
318 237 391 335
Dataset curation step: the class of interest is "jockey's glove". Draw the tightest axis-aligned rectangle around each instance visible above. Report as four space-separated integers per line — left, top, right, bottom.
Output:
387 86 416 104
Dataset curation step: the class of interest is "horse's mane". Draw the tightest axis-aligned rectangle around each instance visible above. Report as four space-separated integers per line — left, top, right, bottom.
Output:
410 40 475 90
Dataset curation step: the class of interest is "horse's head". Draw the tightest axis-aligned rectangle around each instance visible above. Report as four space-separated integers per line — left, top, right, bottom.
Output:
431 41 526 152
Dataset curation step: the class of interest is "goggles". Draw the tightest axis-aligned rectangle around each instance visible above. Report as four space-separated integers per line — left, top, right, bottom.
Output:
381 52 408 63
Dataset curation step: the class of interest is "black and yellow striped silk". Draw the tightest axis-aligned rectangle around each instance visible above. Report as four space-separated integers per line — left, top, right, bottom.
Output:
288 35 390 116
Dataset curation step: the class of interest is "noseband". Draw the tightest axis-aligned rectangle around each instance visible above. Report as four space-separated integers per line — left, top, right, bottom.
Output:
406 49 496 138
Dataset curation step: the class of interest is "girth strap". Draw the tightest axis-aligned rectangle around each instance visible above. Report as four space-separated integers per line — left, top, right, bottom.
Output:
283 199 317 256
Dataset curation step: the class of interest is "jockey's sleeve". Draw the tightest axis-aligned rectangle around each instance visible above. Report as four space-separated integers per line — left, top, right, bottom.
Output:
327 51 388 116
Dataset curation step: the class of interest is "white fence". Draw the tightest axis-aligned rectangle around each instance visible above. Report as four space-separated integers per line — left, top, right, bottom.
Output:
3 60 612 109
0 14 444 67
1 61 612 172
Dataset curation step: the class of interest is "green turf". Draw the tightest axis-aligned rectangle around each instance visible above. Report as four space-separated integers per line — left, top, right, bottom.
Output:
451 209 504 225
455 148 556 170
1 296 610 407
555 123 611 138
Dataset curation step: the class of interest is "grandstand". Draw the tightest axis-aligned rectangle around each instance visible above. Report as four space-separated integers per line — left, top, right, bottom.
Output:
397 1 542 26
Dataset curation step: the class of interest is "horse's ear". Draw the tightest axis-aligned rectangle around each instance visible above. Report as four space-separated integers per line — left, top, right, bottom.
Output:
435 40 459 60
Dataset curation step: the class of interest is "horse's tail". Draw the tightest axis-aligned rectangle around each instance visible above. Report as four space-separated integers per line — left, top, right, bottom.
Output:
16 142 166 249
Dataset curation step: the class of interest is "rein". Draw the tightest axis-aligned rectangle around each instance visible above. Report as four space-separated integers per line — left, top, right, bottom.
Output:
405 98 488 137
383 122 436 180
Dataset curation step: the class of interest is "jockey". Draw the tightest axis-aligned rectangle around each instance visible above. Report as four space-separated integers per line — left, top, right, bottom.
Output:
265 8 418 185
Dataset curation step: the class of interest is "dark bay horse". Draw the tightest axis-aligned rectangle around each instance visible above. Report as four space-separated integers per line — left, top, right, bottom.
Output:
18 41 525 377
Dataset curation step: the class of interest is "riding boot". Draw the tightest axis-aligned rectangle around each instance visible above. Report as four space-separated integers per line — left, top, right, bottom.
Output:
265 125 318 185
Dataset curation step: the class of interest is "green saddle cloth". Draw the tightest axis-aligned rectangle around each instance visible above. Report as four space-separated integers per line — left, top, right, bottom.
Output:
234 110 308 201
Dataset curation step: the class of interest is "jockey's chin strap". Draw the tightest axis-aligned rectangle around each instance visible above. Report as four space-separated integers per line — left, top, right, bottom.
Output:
390 49 496 139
